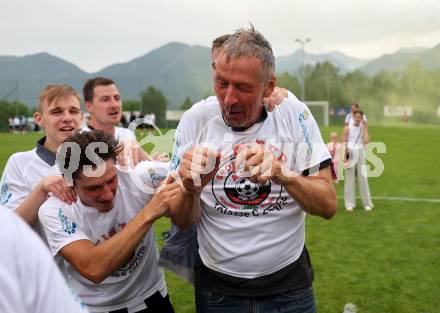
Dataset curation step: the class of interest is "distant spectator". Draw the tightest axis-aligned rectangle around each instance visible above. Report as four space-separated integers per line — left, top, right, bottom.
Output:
13 116 20 133
138 113 145 129
343 110 374 212
402 110 409 124
19 115 27 133
120 113 128 128
8 117 13 133
345 103 367 127
129 111 137 123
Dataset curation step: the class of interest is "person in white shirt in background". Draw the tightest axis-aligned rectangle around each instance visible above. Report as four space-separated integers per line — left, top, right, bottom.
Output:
345 103 368 127
82 77 168 166
0 209 89 313
343 110 374 212
0 85 80 237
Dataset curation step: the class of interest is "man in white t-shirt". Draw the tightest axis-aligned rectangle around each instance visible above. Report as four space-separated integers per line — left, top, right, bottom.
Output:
0 85 81 239
38 130 186 313
82 77 167 165
0 209 89 313
345 103 368 127
159 33 290 284
171 27 337 313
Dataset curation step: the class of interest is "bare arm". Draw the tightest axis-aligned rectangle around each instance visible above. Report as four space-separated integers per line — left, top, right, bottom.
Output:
276 166 337 219
59 182 180 284
167 148 220 229
342 126 349 143
168 187 200 230
363 126 370 145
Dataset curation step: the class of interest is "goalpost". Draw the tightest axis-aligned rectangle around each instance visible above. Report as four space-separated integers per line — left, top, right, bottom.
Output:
305 101 329 127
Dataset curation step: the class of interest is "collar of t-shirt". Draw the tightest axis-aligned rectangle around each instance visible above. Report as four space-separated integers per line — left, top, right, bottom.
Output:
36 137 56 166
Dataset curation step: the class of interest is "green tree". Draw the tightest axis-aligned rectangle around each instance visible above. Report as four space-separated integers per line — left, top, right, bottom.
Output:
0 101 30 131
140 86 168 127
276 72 301 97
180 96 193 111
122 100 141 112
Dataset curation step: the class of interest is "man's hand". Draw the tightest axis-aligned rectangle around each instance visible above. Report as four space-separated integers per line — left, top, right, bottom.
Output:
150 152 170 162
117 139 140 168
235 143 292 186
145 176 182 220
179 147 220 193
264 87 288 112
41 176 77 204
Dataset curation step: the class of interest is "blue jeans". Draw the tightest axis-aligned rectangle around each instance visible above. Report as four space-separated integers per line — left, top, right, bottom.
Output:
195 286 316 313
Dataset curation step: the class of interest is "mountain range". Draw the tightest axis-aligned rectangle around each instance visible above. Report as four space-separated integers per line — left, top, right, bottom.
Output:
1 42 439 108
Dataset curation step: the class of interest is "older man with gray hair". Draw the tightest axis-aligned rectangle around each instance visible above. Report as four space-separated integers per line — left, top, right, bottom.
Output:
170 26 337 313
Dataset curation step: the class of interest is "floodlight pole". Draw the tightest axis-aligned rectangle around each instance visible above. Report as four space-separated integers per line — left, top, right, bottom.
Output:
295 38 311 101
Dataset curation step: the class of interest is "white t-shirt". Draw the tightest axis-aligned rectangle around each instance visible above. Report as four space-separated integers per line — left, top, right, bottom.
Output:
345 113 367 126
347 124 365 150
0 209 89 313
38 161 168 313
171 93 330 279
0 141 60 242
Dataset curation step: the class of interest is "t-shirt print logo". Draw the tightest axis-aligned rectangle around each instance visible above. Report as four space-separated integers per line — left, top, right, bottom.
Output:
227 177 270 206
298 109 313 154
212 156 284 216
0 180 12 205
58 208 77 234
111 240 146 279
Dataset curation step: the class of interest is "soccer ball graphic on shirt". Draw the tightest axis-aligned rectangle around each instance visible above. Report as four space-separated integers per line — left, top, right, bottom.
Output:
235 178 260 200
223 172 271 205
213 155 282 211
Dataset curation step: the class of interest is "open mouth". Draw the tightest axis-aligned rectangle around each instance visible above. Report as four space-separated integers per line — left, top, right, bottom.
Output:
228 111 243 117
109 111 119 117
59 126 75 132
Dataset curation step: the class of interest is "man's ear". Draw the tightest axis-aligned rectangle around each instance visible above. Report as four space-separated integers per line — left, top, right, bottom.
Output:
85 101 93 112
33 111 43 128
263 75 276 98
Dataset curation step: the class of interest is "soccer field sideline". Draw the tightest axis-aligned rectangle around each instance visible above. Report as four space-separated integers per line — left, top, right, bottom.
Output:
337 195 440 203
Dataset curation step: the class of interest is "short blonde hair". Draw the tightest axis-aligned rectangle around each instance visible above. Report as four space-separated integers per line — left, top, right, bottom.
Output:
38 84 81 112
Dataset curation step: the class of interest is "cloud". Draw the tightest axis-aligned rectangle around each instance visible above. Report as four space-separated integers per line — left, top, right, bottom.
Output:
1 0 439 71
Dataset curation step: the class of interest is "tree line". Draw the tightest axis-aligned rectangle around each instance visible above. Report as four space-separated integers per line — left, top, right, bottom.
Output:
1 61 439 131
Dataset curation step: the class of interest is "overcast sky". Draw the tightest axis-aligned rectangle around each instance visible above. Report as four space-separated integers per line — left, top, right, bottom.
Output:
1 0 439 72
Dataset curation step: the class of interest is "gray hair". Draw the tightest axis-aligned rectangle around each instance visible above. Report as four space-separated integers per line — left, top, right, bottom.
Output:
220 25 275 82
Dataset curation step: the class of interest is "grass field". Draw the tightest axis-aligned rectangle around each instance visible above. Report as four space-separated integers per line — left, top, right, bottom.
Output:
1 125 439 313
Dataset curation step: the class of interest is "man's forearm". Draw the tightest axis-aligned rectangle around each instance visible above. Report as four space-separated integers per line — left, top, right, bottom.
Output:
280 167 337 219
61 208 157 284
16 183 47 225
168 189 200 230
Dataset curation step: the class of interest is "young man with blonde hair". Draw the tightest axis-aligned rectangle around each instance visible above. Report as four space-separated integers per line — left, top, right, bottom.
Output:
0 84 81 236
